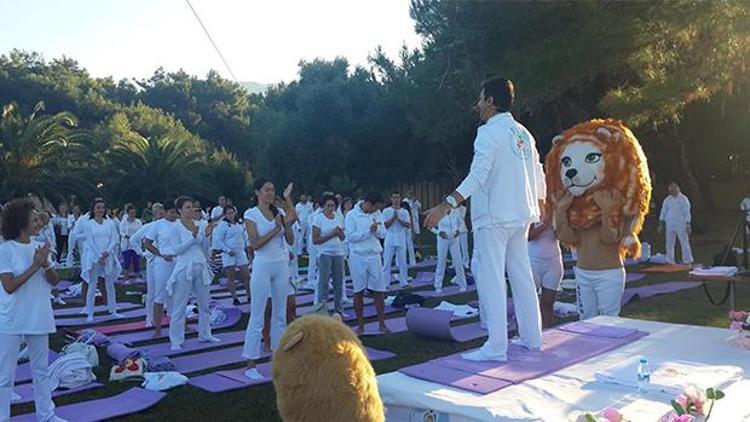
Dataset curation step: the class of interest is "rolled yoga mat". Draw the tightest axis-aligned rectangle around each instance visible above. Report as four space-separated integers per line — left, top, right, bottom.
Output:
405 304 516 343
11 387 166 422
106 342 142 364
400 323 648 394
188 346 396 393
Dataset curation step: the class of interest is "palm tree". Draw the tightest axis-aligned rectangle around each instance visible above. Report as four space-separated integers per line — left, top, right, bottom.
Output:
104 133 210 205
0 101 92 203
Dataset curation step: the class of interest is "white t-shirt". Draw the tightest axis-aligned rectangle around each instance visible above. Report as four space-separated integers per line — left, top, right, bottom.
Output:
210 206 224 221
119 218 143 251
382 207 410 247
313 212 346 257
244 207 288 263
0 240 56 334
145 219 177 256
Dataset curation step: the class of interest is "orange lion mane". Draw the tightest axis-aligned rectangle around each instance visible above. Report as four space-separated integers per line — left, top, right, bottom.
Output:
545 118 652 258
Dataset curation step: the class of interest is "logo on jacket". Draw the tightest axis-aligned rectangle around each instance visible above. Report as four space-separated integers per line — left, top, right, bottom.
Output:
509 127 531 160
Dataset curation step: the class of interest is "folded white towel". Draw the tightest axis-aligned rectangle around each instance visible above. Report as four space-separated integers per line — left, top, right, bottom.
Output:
690 266 738 277
435 301 479 320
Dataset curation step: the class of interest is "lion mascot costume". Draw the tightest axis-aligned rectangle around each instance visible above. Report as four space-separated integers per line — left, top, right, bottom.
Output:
272 314 385 422
546 118 651 319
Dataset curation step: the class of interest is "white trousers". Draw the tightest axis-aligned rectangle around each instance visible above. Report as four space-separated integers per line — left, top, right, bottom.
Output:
460 232 470 268
243 260 289 360
382 242 408 285
308 244 319 287
665 222 694 264
289 253 299 283
434 238 467 290
169 264 212 347
406 233 417 266
0 333 56 422
145 261 155 326
473 225 542 358
85 263 117 318
574 266 626 320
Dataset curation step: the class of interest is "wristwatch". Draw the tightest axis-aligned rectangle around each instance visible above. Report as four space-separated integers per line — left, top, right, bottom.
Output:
445 195 458 208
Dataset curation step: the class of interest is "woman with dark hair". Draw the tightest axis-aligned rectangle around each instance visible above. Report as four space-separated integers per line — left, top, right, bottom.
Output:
242 179 296 379
119 203 143 278
312 193 346 315
211 205 250 305
0 199 65 421
166 196 219 350
81 198 122 322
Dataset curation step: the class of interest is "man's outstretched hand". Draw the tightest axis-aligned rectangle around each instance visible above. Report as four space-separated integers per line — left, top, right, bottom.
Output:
424 202 451 229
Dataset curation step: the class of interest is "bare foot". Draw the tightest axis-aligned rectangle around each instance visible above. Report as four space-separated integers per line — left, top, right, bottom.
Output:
263 344 272 353
379 324 391 333
356 326 365 336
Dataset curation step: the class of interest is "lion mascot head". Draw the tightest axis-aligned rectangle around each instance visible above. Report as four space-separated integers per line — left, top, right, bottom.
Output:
272 314 385 422
545 118 651 258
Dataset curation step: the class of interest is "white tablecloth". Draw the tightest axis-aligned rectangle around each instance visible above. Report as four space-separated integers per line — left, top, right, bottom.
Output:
377 316 750 421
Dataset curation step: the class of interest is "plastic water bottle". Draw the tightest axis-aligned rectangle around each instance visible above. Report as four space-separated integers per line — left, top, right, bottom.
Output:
637 357 651 394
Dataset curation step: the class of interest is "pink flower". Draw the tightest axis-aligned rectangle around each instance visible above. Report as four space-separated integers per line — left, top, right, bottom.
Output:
659 411 696 422
600 407 623 422
674 394 689 411
730 321 744 330
683 385 706 416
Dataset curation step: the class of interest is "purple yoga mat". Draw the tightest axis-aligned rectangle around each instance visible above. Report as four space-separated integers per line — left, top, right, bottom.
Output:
626 272 646 283
173 346 270 374
399 362 512 395
55 302 141 317
107 342 142 364
12 382 103 405
621 281 702 306
15 351 59 384
188 363 273 392
405 306 516 343
106 306 243 345
414 284 476 299
557 321 639 338
11 387 166 422
412 272 436 286
56 307 148 327
141 330 247 357
355 316 409 336
400 326 647 394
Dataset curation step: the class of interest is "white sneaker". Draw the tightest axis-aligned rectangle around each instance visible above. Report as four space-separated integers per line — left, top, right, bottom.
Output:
200 335 221 343
244 368 264 380
434 288 443 294
511 337 541 352
461 349 507 362
85 315 94 323
53 296 67 305
170 343 182 351
110 312 124 319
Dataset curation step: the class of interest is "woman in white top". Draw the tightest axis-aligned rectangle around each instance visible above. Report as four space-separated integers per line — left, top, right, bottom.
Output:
0 199 65 422
166 197 220 351
81 199 122 322
211 205 250 306
242 179 296 380
119 204 143 278
143 202 178 339
312 193 346 315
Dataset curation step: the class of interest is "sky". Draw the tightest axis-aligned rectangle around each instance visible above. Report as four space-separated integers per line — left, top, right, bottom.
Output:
0 0 423 83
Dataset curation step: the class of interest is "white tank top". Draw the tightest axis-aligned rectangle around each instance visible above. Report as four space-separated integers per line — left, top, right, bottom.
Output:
244 207 288 264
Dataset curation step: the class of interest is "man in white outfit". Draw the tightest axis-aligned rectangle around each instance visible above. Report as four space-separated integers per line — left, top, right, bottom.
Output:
431 209 467 293
425 77 545 362
382 192 411 288
295 194 314 255
658 183 694 265
740 187 750 230
209 195 226 223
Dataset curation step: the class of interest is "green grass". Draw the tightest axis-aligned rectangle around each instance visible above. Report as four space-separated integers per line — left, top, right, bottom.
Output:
11 213 748 421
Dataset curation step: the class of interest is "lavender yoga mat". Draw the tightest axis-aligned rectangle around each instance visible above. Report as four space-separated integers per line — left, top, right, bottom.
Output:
141 330 247 357
107 342 142 364
104 307 243 344
355 316 409 336
621 281 702 306
12 383 103 405
188 347 396 392
414 284 477 298
405 306 518 343
412 272 436 286
57 307 148 327
399 362 512 395
11 387 166 422
55 302 141 317
15 351 59 384
400 325 647 394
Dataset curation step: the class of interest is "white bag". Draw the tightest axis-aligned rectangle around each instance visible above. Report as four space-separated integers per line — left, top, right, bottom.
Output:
63 338 99 368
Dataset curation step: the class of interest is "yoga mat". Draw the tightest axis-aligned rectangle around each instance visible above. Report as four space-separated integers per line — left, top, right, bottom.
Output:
173 346 271 374
621 281 702 306
107 342 142 364
626 272 646 283
399 362 512 395
57 307 148 327
15 351 59 384
406 308 487 343
412 271 436 286
12 383 104 406
54 302 141 317
55 280 74 291
414 284 476 298
400 326 647 394
642 264 692 273
77 317 163 335
141 330 247 357
102 307 242 344
556 321 639 339
11 387 166 422
187 346 396 392
355 316 409 336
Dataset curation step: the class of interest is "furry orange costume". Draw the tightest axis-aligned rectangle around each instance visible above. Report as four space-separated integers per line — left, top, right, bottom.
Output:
272 314 385 422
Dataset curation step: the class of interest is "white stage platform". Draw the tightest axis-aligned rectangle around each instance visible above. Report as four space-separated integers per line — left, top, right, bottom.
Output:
377 316 750 421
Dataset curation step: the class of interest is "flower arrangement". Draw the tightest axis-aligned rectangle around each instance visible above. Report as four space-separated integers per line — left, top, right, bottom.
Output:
580 385 725 422
728 310 750 350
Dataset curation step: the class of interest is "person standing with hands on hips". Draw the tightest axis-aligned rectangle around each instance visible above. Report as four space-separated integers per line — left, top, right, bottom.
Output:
425 77 545 362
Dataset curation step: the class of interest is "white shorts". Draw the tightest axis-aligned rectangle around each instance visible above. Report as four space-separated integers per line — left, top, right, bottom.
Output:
530 255 563 292
152 258 175 304
350 254 385 293
222 250 249 268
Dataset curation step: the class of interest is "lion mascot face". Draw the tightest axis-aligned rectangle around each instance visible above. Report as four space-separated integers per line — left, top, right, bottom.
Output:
272 314 385 422
545 118 652 258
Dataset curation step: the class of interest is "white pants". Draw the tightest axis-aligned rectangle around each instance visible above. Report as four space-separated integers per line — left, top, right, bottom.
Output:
243 260 289 360
169 264 212 347
152 258 175 307
434 238 467 290
145 261 155 326
382 242 408 285
0 333 56 422
289 253 299 283
308 244 319 287
473 225 542 358
406 233 417 266
665 222 694 264
459 232 470 268
574 266 626 320
85 263 117 318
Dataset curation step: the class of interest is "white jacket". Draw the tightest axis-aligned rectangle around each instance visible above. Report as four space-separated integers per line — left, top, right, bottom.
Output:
455 112 545 230
430 211 461 241
659 193 691 225
344 205 385 257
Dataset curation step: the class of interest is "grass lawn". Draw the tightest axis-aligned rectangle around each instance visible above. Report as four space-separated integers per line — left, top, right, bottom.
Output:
10 213 749 421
